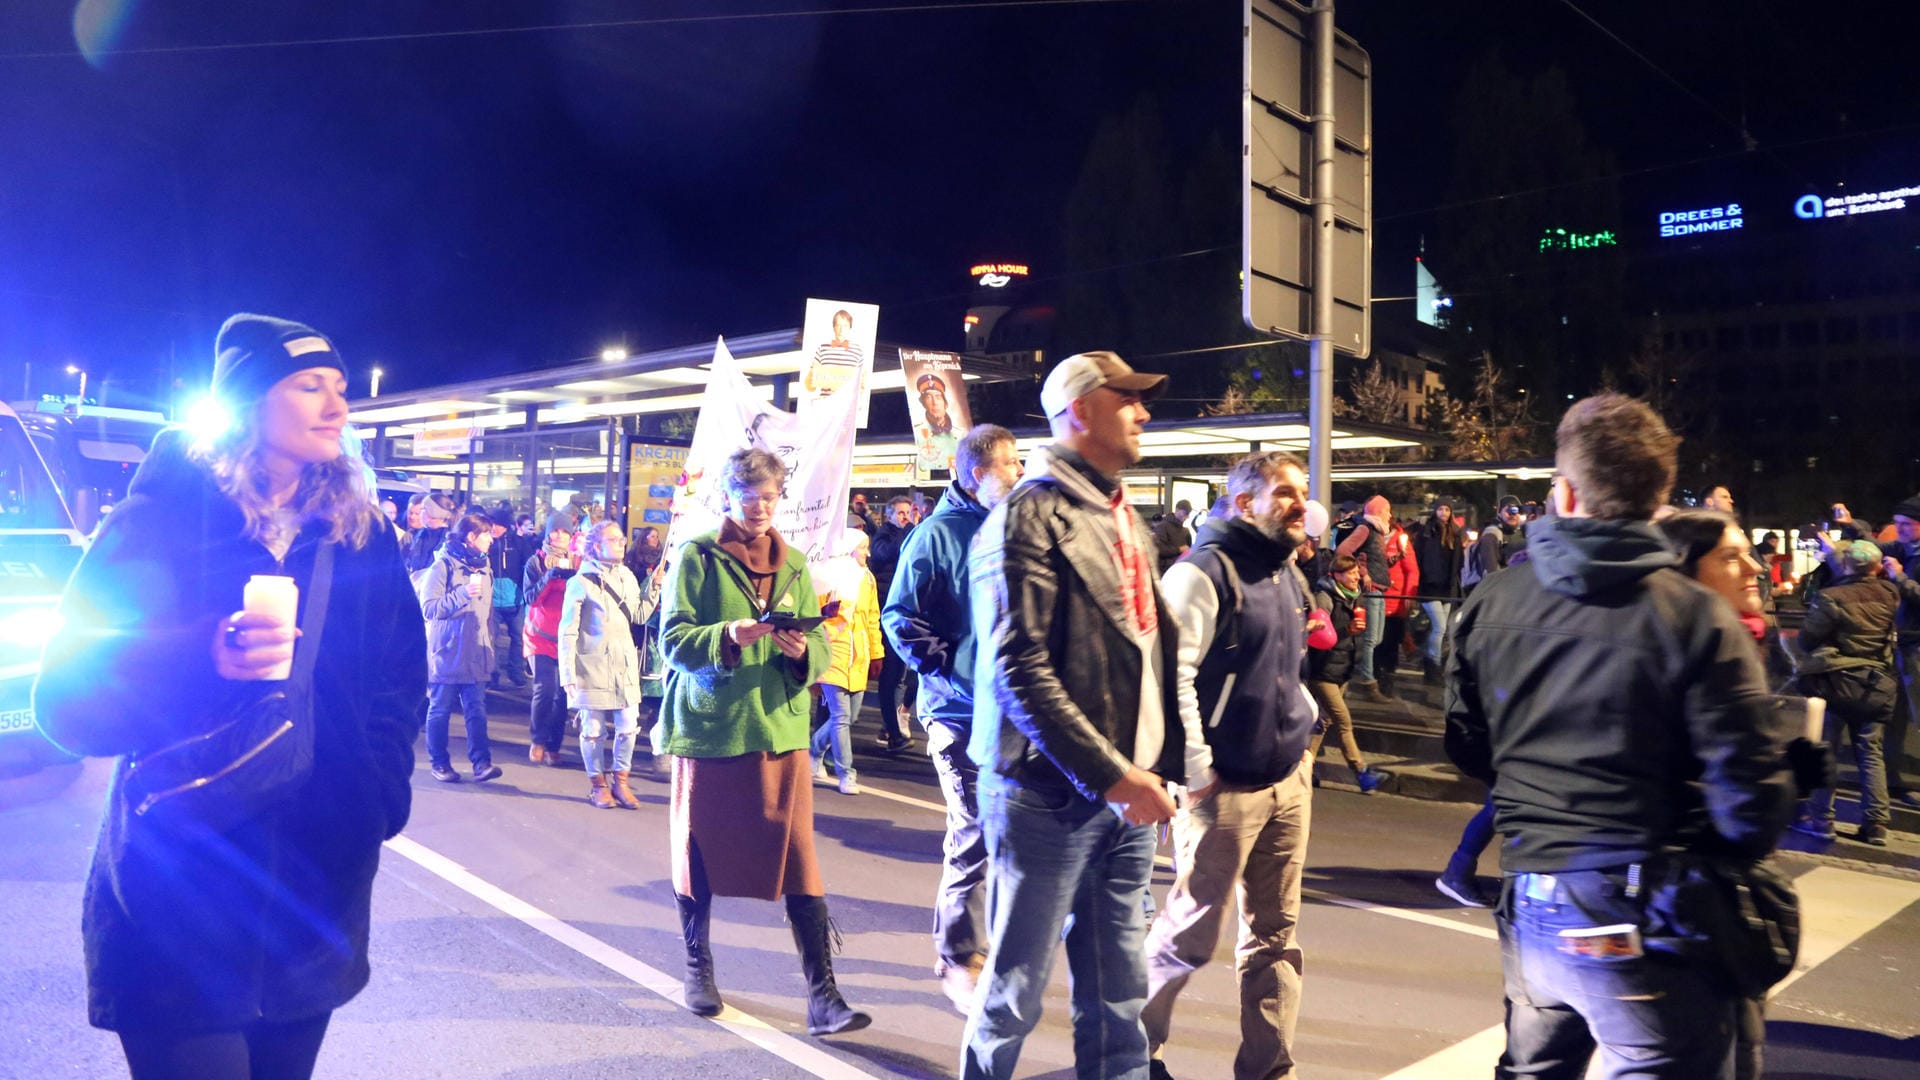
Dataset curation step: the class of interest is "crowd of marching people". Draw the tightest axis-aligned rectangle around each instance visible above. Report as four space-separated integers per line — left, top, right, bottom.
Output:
29 313 1919 1080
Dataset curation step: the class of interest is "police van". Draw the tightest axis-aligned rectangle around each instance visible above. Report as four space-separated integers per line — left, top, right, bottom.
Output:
0 401 87 778
13 399 169 535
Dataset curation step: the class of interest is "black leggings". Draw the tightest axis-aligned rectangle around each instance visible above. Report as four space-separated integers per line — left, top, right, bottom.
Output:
119 1013 332 1080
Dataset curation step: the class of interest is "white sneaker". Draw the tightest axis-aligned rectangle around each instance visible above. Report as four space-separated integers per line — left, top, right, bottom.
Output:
814 759 830 782
837 771 860 796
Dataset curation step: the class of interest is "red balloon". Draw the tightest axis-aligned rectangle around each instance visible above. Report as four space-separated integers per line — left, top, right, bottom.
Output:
1306 609 1338 650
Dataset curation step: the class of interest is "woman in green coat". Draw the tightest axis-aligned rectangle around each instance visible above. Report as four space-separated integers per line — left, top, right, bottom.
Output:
656 447 871 1036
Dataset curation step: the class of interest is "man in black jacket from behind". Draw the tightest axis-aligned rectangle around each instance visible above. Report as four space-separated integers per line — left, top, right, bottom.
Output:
1445 394 1795 1078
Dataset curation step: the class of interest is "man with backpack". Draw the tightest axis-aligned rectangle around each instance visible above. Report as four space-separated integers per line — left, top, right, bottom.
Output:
1140 451 1320 1080
1462 496 1522 596
1332 494 1394 703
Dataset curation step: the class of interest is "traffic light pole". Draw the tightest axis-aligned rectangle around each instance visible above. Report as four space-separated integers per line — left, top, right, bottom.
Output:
1306 0 1336 505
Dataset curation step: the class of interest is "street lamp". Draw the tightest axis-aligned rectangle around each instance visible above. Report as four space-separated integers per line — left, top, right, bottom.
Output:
65 364 87 401
600 346 629 363
370 367 384 398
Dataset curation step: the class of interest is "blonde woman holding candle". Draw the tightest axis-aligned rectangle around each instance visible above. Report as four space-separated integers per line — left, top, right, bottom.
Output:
34 315 427 1080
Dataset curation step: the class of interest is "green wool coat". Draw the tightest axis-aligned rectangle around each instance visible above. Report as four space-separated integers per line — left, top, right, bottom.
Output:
654 530 829 758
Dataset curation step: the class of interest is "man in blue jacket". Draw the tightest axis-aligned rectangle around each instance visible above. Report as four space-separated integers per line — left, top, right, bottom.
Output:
883 423 1021 1012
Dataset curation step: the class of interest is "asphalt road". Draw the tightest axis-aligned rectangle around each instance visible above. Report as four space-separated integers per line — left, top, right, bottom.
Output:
4 702 1919 1079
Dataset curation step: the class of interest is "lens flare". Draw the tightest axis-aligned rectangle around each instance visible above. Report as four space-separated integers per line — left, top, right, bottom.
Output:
184 396 233 442
72 0 143 70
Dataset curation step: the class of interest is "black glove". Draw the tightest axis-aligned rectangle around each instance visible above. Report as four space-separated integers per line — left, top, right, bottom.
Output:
1785 737 1836 799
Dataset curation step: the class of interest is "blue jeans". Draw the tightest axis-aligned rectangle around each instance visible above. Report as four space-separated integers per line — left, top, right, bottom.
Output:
1353 593 1386 682
1421 600 1451 665
927 722 987 968
809 685 863 777
426 682 490 770
1447 795 1497 877
579 707 638 778
1497 870 1736 1079
961 778 1157 1080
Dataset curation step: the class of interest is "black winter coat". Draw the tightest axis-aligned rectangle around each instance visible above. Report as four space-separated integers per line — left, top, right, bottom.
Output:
33 437 428 1032
869 521 911 599
1410 516 1463 600
1306 582 1363 685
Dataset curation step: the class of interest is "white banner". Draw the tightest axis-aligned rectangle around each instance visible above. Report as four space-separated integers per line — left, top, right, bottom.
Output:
668 337 859 564
798 297 879 428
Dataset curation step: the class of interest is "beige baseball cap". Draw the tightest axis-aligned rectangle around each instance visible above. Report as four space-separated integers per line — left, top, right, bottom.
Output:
1039 351 1168 417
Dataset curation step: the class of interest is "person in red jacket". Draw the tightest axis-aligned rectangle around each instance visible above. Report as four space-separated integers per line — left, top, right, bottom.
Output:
522 525 578 765
1372 519 1421 698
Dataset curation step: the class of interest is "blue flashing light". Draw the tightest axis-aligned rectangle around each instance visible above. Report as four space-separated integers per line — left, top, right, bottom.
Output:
184 396 234 442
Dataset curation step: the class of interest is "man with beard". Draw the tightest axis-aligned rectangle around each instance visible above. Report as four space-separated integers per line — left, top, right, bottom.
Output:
1140 451 1319 1080
883 423 1023 1012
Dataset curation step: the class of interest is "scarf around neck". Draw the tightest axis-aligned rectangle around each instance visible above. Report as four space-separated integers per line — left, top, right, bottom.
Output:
442 533 489 570
718 516 788 607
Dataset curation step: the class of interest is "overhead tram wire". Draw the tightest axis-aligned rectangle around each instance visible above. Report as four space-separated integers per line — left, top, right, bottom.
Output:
1554 0 1823 187
0 0 1148 62
1554 0 1752 147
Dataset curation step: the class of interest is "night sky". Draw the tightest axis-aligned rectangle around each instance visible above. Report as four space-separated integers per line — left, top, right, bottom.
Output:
2 1 1916 404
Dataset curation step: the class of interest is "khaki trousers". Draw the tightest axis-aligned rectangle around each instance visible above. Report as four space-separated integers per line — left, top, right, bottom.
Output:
1142 760 1312 1079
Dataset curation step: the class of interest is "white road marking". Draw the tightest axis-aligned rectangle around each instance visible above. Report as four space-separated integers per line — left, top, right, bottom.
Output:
1769 864 1920 996
383 834 881 1080
1303 887 1501 941
1378 864 1920 1080
864 779 1503 944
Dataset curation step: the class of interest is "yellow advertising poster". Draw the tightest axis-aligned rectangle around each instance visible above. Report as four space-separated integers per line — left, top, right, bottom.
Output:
627 440 690 546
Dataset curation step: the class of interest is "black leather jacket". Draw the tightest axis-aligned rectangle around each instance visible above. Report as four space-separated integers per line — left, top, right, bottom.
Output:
968 445 1184 803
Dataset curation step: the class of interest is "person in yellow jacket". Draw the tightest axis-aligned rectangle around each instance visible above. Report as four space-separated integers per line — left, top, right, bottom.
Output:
810 528 883 794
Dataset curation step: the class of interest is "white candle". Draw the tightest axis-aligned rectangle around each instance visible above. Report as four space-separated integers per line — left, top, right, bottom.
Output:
1802 696 1827 742
242 574 299 680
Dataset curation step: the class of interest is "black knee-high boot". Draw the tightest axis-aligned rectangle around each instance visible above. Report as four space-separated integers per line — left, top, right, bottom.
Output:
785 895 871 1036
676 893 722 1016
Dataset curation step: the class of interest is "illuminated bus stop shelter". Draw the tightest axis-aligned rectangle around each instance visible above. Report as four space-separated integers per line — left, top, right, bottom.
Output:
346 329 1452 520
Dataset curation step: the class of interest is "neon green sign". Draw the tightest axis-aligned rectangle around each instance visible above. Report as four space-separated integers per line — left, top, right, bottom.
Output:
1539 227 1617 253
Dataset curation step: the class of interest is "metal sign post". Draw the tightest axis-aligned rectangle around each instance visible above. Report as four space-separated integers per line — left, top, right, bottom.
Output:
1244 0 1371 503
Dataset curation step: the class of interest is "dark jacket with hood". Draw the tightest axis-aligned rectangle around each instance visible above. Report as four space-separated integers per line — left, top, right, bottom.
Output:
32 431 428 1032
1165 517 1315 788
883 479 991 730
1444 516 1795 873
969 444 1185 803
1306 575 1364 685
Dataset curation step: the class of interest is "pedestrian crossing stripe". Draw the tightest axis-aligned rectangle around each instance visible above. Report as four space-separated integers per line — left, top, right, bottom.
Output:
1378 864 1920 1079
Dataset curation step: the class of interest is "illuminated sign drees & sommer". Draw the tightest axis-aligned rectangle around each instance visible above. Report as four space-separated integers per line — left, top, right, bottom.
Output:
1658 202 1742 238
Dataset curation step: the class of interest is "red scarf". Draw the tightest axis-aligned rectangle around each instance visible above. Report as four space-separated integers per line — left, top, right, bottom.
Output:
1109 491 1158 637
